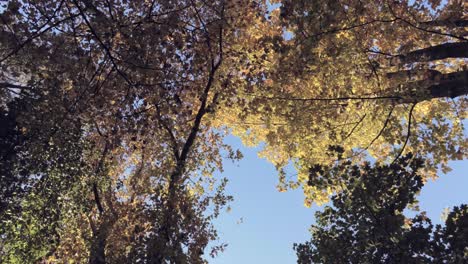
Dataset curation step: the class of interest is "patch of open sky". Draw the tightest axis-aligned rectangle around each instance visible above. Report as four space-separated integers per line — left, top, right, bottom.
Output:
207 134 467 263
206 134 323 264
404 159 468 225
266 1 293 41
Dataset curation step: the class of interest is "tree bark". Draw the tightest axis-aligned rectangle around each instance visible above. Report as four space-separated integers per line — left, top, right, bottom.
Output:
89 214 117 264
386 69 442 83
89 231 107 264
397 70 468 103
420 19 468 28
394 42 468 65
428 70 468 99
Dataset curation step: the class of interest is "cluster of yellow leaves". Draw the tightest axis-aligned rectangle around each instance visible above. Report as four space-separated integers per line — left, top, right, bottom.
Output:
215 0 467 206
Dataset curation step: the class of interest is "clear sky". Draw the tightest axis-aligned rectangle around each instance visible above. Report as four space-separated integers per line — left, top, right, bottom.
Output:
206 135 468 264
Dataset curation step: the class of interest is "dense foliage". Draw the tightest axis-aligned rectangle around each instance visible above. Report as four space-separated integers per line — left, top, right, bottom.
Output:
0 0 466 263
294 154 468 263
221 0 467 205
0 0 260 262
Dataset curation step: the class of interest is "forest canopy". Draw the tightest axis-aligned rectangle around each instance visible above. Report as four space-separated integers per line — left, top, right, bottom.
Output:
0 0 466 263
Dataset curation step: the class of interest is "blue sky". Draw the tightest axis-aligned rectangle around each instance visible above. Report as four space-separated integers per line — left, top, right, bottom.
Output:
207 135 467 264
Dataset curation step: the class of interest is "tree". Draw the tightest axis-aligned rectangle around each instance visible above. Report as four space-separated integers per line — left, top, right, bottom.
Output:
218 0 467 205
294 153 468 264
0 0 270 262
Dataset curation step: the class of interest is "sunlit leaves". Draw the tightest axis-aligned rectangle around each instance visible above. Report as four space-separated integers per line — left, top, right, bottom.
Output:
220 0 467 205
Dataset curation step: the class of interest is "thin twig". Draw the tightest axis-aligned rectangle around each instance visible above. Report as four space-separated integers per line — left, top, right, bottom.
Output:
391 103 417 164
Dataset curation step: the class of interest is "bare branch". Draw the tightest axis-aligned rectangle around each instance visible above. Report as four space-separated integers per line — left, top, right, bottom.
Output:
391 103 417 164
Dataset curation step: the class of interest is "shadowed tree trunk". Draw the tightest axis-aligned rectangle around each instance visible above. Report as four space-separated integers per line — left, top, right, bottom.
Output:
420 19 468 28
89 215 117 264
393 42 468 65
427 70 468 99
387 70 468 103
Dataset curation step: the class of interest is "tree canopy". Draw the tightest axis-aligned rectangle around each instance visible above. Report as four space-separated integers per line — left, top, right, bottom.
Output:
1 0 259 262
0 0 466 263
294 154 468 263
219 0 467 205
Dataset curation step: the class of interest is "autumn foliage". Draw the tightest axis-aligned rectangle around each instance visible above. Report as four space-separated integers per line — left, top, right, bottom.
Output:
0 0 466 263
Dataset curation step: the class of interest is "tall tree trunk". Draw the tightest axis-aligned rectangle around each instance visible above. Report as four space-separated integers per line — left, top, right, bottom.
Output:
428 70 468 99
394 42 468 65
89 229 107 264
420 19 468 28
396 70 468 103
386 69 442 83
89 215 117 264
